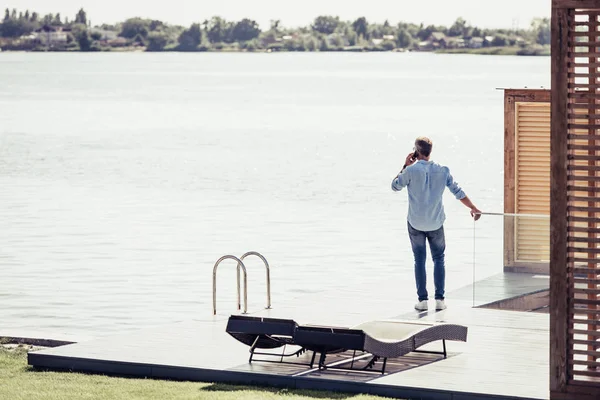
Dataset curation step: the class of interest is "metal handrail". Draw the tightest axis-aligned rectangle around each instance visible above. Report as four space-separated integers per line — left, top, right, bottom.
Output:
213 255 247 315
237 251 272 310
478 212 549 218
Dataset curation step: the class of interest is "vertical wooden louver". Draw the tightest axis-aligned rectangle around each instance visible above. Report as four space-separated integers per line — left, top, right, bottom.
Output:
552 2 600 397
515 102 551 262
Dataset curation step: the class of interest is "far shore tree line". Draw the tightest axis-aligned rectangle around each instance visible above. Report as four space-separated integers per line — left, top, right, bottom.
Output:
0 8 550 54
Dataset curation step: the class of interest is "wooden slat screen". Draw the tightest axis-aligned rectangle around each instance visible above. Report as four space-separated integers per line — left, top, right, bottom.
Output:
565 8 600 387
515 103 551 262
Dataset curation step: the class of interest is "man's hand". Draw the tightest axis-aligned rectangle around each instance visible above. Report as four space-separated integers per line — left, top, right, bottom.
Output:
460 196 482 221
404 152 416 168
470 207 482 221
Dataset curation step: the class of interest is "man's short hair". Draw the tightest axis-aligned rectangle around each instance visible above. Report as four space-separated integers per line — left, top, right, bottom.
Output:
415 137 433 157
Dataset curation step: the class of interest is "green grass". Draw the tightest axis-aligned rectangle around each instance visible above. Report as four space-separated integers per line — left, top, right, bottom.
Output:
0 346 393 400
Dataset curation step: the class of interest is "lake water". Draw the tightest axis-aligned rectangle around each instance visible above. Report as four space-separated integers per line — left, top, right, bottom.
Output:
0 52 550 340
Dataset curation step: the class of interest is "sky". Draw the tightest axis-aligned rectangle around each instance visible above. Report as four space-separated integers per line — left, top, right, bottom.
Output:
7 0 551 29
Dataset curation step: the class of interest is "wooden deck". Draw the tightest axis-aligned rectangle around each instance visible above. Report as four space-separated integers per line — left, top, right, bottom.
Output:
451 272 549 308
27 273 550 400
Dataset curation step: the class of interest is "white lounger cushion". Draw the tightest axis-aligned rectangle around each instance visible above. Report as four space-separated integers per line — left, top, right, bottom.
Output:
353 320 468 358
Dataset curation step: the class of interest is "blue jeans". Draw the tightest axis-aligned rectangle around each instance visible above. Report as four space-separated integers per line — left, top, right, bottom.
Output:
407 222 446 301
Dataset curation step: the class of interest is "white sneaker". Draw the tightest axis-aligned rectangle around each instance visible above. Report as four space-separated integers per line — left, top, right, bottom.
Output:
436 300 447 310
414 300 428 311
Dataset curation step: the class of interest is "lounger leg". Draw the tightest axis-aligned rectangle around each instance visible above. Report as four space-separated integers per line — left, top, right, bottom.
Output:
318 352 327 370
443 339 447 358
310 351 317 368
363 356 379 370
249 336 260 363
280 344 287 363
381 358 387 374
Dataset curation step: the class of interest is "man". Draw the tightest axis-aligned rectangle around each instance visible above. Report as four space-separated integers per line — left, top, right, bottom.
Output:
391 137 481 311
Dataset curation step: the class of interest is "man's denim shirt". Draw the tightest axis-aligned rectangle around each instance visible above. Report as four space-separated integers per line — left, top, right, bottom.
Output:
391 160 466 232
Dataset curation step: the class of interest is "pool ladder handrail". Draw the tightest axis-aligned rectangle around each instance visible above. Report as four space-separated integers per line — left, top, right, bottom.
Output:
212 251 271 315
213 255 248 315
236 251 271 311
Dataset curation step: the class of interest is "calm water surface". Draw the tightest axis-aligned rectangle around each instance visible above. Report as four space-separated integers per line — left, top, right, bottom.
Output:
0 52 549 339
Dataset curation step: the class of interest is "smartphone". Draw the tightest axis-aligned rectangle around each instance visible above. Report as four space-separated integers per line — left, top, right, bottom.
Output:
412 151 418 160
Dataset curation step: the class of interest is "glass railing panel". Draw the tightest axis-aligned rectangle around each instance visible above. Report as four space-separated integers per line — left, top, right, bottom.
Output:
472 213 550 311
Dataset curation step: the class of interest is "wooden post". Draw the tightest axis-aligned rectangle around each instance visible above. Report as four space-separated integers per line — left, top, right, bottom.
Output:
504 91 516 270
550 3 569 396
587 11 599 368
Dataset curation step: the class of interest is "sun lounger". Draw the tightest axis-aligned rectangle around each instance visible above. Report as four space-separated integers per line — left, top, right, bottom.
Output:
225 315 315 365
226 315 468 373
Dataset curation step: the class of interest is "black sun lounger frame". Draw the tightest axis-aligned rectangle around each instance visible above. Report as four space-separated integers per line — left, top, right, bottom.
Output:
226 315 468 374
293 325 372 372
226 315 317 366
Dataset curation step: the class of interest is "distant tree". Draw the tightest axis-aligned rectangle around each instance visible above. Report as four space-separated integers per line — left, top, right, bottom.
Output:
491 35 508 46
448 17 467 37
319 38 330 51
72 24 91 51
18 11 23 21
11 9 16 20
369 24 385 39
147 31 170 51
24 10 29 21
398 22 419 39
396 29 412 49
90 31 102 41
283 38 298 51
304 36 318 51
312 15 339 35
269 19 280 33
31 12 38 22
417 24 436 41
0 10 37 37
120 18 150 39
538 28 550 45
352 17 368 39
54 13 62 26
461 25 473 38
329 34 344 48
206 16 233 43
232 18 261 42
382 20 394 35
471 27 482 37
259 29 277 45
0 19 17 37
531 17 550 45
42 14 53 25
98 23 116 31
149 20 164 31
178 23 202 50
240 38 260 51
347 31 358 46
3 8 9 22
74 8 87 25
